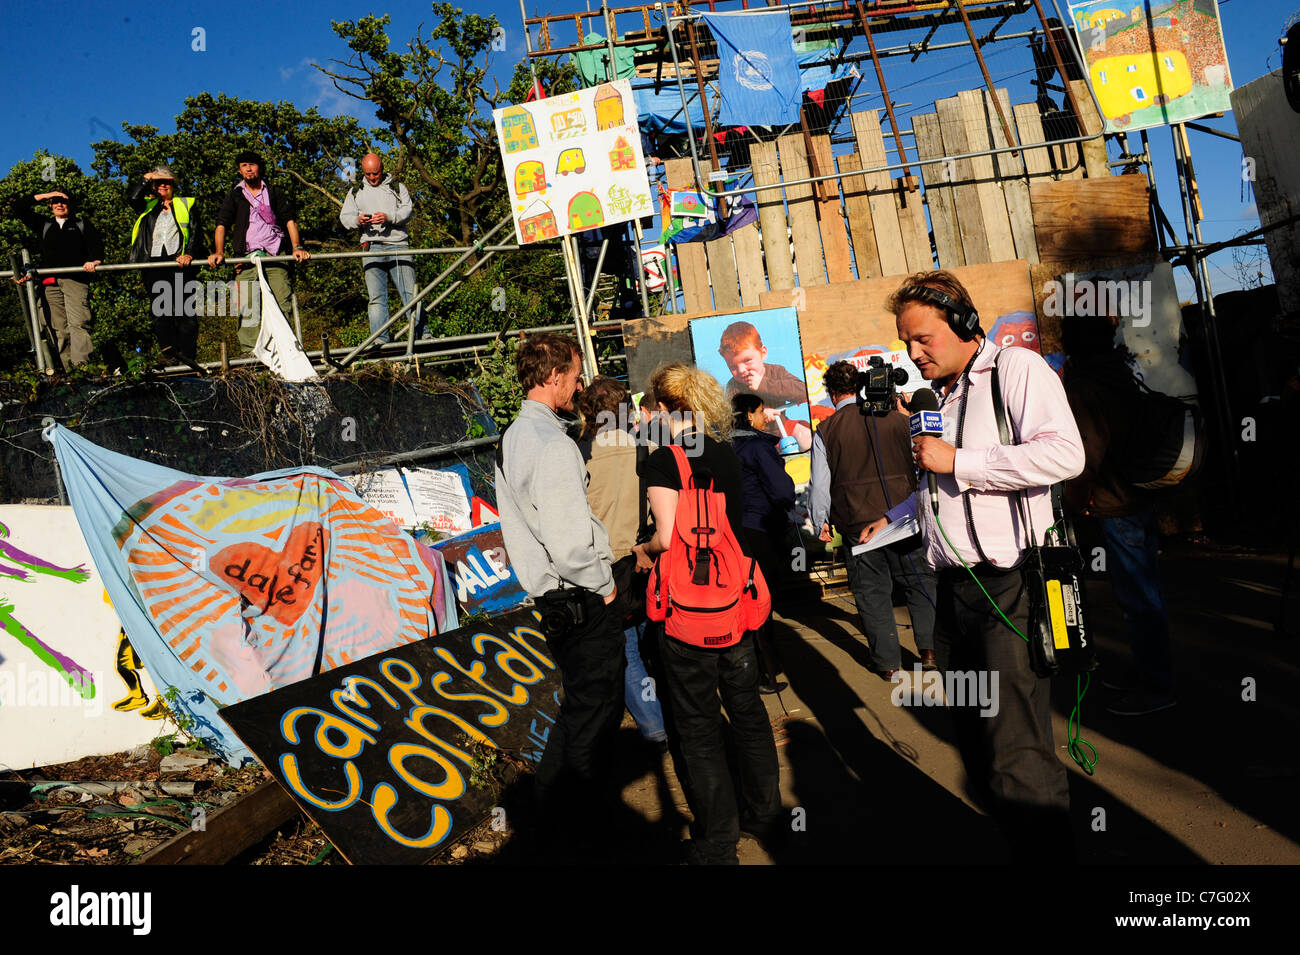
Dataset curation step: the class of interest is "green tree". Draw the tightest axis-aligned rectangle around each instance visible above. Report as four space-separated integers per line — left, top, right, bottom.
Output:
318 5 579 338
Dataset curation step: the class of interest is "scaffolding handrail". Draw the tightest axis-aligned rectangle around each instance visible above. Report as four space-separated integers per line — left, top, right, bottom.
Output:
0 244 527 280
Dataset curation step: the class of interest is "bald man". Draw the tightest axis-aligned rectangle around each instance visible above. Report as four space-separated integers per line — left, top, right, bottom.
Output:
340 154 417 344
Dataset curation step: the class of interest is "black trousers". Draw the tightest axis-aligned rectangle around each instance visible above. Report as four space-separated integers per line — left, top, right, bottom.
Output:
935 565 1074 864
533 590 626 806
657 631 780 863
147 262 200 361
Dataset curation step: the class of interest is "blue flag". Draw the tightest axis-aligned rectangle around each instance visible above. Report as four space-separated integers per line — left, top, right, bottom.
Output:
703 11 802 127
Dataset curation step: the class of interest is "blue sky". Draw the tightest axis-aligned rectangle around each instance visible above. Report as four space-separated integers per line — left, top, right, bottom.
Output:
0 0 1291 298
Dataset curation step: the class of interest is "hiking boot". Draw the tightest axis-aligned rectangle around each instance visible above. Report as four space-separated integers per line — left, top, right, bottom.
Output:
1106 688 1177 717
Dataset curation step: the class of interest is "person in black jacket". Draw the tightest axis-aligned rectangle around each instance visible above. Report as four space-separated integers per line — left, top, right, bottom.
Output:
130 166 205 361
13 190 103 367
731 393 795 693
207 151 309 353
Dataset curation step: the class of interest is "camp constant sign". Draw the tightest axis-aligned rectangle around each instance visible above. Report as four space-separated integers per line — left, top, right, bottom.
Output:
220 607 559 864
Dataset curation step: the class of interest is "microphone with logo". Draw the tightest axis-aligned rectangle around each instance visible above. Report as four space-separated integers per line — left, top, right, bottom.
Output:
907 389 943 514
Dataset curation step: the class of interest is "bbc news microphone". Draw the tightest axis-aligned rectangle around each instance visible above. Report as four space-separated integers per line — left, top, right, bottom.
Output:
908 389 942 514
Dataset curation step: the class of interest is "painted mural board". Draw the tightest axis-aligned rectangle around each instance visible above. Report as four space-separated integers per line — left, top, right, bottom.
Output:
0 506 163 770
219 606 560 864
1068 0 1233 133
689 307 814 454
494 79 654 245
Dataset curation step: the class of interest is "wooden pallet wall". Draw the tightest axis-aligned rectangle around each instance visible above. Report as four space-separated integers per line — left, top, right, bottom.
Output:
667 91 1113 318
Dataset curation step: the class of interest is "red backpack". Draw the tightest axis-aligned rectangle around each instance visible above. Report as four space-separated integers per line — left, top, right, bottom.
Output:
645 445 770 648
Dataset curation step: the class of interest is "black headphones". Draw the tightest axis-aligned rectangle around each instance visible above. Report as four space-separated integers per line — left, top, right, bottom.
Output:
901 285 982 341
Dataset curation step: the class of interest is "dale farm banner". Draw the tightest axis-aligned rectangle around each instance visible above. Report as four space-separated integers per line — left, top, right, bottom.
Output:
49 425 457 764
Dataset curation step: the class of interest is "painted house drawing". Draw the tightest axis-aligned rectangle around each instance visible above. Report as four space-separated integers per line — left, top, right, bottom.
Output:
608 136 635 171
513 160 547 198
520 200 559 243
500 106 539 153
568 192 605 232
593 84 626 130
550 107 588 140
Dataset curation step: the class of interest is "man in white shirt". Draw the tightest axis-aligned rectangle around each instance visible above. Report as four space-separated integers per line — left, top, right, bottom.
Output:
862 271 1085 864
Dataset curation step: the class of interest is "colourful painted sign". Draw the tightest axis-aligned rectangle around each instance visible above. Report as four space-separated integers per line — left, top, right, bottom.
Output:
0 506 164 769
49 425 458 764
1068 0 1233 132
430 523 526 616
493 79 654 245
219 606 561 864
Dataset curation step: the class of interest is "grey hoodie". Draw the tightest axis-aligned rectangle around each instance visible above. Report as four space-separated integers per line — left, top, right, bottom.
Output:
339 173 413 245
495 400 615 598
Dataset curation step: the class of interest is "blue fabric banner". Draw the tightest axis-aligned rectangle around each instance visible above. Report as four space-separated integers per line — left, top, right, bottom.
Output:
49 425 458 764
702 10 802 127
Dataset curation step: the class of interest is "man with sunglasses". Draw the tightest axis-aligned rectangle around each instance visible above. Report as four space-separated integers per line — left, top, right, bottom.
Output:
208 150 309 353
12 189 104 367
129 166 205 361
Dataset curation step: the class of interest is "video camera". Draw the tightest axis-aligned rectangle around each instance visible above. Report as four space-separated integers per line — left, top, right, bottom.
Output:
856 356 910 416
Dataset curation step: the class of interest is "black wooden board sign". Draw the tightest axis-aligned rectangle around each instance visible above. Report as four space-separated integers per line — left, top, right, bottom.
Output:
219 607 560 865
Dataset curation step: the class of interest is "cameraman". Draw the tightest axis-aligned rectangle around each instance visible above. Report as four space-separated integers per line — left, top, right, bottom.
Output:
495 333 625 817
810 360 937 678
862 271 1085 863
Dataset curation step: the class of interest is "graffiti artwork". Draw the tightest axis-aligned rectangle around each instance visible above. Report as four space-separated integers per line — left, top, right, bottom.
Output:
220 607 560 864
0 506 163 769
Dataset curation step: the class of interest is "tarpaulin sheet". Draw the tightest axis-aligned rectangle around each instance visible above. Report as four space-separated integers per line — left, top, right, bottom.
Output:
588 46 853 138
49 424 458 764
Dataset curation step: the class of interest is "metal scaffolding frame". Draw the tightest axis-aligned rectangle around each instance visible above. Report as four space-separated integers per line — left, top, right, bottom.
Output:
517 0 1260 499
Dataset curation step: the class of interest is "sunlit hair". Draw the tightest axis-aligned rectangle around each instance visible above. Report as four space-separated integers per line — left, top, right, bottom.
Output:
731 392 764 430
648 362 732 443
822 360 859 399
575 375 628 440
884 269 976 318
516 332 580 391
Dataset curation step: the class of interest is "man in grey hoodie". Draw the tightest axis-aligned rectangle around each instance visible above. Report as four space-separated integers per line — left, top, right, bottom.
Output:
339 154 417 343
495 333 625 818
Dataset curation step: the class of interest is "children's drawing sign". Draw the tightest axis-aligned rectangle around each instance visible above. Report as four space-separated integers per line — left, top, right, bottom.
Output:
493 79 653 245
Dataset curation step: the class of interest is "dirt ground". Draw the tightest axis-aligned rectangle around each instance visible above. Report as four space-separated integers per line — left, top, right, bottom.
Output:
476 537 1300 866
3 538 1296 866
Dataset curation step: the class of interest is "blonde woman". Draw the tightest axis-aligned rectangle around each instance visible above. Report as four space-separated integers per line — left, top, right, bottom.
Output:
630 363 780 865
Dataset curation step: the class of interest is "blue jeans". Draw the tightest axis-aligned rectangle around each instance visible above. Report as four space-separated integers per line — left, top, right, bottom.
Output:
844 536 938 671
1100 509 1174 692
362 243 417 343
623 623 667 742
